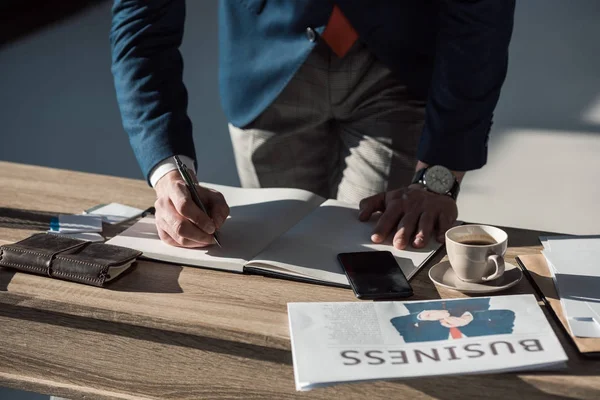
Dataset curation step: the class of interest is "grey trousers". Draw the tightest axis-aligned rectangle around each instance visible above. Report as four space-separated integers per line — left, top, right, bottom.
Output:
229 40 425 204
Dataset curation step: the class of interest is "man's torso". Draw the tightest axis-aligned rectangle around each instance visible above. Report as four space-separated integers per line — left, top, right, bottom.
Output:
218 0 440 127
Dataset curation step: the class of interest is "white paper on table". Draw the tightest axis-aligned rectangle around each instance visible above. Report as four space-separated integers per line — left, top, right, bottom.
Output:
84 202 144 224
568 315 600 338
49 215 103 234
540 236 600 338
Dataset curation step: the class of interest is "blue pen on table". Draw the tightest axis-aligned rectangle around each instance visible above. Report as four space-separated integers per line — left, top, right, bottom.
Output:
173 156 222 247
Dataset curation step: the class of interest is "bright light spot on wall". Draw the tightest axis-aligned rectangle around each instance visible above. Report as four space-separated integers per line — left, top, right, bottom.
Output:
582 95 600 125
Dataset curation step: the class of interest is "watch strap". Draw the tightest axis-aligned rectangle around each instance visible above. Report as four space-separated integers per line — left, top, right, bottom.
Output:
411 168 427 185
448 179 460 201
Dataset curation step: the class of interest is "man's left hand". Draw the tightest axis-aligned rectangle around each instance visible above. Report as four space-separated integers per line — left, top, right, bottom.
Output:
359 184 458 250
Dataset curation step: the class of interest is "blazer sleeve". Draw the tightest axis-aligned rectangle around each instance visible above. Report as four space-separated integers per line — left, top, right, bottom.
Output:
417 0 516 171
110 0 197 182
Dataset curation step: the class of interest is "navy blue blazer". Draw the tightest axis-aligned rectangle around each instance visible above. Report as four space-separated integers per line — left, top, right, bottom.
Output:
110 0 515 181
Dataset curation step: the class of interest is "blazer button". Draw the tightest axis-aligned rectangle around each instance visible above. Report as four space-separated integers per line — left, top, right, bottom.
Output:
305 27 317 42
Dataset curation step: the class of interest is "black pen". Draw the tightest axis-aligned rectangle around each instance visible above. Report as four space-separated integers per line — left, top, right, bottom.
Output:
173 156 222 247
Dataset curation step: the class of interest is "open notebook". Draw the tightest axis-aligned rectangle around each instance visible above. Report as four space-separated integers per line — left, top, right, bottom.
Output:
106 184 442 287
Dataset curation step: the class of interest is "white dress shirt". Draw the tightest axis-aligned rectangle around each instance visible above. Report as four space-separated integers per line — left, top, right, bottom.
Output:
148 155 196 187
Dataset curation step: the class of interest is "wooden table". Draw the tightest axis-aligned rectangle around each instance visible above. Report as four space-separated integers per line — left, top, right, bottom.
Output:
0 161 598 400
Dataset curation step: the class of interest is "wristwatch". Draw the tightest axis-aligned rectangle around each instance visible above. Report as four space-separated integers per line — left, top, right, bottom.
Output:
411 165 460 200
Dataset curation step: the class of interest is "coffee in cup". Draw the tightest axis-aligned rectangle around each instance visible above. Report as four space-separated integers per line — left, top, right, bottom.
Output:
445 225 508 283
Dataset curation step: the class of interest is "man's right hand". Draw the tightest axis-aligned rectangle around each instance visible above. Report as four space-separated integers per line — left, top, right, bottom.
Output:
154 170 230 248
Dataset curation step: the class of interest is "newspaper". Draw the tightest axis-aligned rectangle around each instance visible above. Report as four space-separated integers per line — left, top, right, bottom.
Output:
287 294 567 391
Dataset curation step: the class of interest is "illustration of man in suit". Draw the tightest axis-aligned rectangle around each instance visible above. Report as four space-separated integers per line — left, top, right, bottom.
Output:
390 298 515 343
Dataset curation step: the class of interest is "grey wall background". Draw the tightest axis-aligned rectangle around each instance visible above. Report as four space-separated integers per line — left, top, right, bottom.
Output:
1 0 600 228
0 0 237 185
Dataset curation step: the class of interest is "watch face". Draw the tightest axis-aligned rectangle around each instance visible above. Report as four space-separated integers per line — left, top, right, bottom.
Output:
423 165 455 194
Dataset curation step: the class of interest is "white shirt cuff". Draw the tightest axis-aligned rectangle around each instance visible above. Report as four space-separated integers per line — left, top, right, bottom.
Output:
149 155 196 187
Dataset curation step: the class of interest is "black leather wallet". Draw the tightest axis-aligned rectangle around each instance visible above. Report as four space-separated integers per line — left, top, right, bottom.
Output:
0 233 142 287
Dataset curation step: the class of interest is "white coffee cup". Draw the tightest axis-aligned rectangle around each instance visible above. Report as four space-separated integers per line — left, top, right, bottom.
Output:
445 225 508 283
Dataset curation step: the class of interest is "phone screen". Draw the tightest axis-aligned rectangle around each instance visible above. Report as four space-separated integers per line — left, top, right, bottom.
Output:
338 251 413 299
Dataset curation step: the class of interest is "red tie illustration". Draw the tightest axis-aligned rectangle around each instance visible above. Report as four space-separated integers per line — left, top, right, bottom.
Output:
321 5 358 58
449 327 463 339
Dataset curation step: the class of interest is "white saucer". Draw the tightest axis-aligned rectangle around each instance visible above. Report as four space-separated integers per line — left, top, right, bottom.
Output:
428 261 523 294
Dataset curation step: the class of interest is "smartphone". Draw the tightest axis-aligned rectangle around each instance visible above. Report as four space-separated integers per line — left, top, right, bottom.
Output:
338 251 413 300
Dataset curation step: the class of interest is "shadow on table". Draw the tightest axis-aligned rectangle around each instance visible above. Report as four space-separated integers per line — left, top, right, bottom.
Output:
0 207 57 231
0 261 184 294
107 261 184 294
0 269 16 291
402 373 577 400
0 301 292 366
555 274 600 304
521 268 557 298
524 267 600 304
